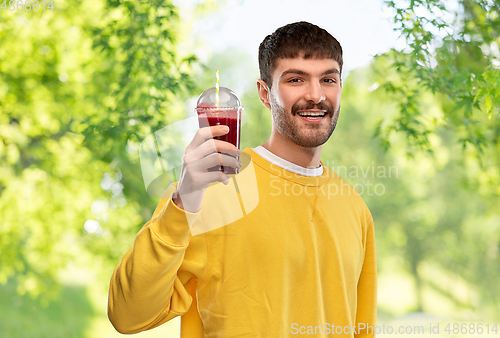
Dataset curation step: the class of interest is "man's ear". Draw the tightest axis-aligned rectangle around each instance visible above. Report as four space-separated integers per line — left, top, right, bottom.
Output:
257 79 271 110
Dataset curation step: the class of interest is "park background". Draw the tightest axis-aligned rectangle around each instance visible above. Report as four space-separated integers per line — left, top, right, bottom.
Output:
0 0 499 336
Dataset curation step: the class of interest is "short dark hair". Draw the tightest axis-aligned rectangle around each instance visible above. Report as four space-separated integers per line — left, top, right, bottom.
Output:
258 21 343 88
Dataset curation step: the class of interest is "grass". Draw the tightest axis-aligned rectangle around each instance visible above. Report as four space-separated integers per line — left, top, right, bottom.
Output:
0 277 181 338
0 280 94 338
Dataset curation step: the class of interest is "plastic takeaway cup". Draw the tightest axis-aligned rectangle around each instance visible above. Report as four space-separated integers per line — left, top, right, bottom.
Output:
195 87 243 175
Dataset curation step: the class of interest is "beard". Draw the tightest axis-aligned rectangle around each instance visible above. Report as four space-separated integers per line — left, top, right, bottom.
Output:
270 97 340 148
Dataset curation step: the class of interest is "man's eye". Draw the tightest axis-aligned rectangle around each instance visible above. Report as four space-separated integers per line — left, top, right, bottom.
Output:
289 78 301 83
323 78 336 83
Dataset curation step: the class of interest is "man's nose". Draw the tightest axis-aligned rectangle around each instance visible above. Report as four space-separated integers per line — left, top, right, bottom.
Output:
304 81 325 104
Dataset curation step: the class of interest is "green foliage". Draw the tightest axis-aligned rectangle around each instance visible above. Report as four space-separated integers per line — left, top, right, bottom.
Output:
85 0 197 157
0 0 199 303
380 0 500 154
0 1 106 300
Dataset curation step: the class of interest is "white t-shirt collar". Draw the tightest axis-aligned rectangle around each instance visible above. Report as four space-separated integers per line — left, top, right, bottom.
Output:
251 146 323 177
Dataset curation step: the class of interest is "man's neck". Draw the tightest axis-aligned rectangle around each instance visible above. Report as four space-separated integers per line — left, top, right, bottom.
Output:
261 131 323 169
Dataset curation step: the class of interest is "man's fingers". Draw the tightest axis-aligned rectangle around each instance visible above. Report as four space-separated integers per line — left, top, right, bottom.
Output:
186 125 230 152
206 171 229 185
175 125 238 211
185 139 240 164
186 152 241 173
179 171 230 195
202 152 242 170
176 125 240 200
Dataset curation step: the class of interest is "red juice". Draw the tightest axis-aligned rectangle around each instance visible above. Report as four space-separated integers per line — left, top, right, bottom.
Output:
197 103 241 174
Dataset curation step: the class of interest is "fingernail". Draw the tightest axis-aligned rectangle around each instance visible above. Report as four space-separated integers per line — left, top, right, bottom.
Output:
237 161 242 167
223 126 229 132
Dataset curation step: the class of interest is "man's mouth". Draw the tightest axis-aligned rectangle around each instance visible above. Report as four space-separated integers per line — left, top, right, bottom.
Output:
297 111 327 119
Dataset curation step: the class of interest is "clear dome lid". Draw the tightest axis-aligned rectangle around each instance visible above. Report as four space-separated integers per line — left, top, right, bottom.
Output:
195 87 243 110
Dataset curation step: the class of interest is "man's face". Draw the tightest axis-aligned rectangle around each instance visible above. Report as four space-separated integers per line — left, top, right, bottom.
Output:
259 56 342 148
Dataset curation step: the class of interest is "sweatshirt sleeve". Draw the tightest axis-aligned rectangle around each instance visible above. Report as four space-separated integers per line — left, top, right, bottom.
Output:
354 213 377 338
107 183 208 334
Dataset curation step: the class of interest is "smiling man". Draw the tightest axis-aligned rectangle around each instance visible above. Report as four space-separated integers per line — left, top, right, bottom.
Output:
108 21 377 337
257 54 342 166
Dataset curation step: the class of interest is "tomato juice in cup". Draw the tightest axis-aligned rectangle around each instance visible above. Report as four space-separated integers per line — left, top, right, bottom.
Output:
196 87 243 174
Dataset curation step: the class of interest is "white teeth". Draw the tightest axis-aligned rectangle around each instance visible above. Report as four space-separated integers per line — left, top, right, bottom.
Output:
298 112 326 117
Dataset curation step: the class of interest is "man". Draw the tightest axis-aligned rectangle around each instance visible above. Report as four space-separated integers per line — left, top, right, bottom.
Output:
108 21 376 337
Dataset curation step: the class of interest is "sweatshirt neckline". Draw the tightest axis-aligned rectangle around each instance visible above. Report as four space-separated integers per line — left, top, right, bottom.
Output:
251 146 324 177
243 147 333 187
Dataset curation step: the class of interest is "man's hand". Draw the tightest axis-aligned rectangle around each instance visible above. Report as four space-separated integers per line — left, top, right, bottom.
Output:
172 125 241 213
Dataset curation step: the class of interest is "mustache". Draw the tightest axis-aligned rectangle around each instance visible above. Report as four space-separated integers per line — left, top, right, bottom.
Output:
291 102 334 116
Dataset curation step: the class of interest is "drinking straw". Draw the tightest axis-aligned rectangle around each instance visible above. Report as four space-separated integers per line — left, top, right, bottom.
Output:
215 69 219 107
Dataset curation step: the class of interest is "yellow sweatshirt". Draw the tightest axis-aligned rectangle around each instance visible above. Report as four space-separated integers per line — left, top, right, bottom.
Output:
108 148 377 337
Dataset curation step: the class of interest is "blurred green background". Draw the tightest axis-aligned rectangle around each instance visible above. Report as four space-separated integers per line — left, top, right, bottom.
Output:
0 0 499 337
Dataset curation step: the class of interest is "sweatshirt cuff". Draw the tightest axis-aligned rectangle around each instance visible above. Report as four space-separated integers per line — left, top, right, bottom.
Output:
151 197 202 245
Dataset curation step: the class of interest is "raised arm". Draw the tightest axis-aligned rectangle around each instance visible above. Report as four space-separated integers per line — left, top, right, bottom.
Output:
108 125 241 333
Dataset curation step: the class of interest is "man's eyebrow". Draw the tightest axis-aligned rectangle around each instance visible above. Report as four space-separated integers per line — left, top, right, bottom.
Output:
322 69 340 76
280 68 340 79
280 69 308 78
